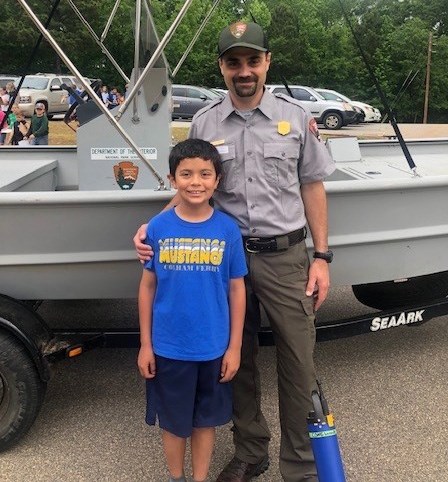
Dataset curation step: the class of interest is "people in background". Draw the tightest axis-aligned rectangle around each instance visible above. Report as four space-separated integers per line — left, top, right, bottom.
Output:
5 105 29 145
107 87 119 109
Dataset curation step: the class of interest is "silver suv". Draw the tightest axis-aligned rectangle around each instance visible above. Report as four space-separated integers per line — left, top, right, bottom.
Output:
17 74 78 118
266 84 357 129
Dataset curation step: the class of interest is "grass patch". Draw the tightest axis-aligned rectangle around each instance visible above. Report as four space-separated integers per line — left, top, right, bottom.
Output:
49 121 190 146
171 125 190 144
49 120 77 145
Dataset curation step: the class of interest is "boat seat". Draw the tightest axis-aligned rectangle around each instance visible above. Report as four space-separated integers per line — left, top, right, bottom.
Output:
0 159 58 192
326 137 362 162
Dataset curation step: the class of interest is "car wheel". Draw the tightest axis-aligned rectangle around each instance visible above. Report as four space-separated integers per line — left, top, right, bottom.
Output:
322 112 343 130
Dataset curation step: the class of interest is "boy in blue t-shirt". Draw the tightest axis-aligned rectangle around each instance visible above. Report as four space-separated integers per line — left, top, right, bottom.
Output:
138 138 247 482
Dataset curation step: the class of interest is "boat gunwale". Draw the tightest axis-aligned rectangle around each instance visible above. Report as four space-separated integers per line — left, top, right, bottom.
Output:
0 188 175 204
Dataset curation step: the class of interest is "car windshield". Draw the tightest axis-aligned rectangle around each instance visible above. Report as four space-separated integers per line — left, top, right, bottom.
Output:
201 88 220 99
318 90 351 103
306 87 325 100
21 77 49 90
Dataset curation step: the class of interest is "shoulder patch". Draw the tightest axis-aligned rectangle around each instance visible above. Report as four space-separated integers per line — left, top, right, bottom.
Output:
309 118 322 142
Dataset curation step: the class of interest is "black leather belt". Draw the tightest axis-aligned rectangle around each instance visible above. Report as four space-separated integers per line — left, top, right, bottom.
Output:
243 227 307 254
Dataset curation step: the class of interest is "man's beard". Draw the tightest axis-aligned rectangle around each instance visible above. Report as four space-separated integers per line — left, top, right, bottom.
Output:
233 75 259 97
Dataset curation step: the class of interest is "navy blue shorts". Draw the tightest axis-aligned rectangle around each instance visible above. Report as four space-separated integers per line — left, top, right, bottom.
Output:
145 355 232 438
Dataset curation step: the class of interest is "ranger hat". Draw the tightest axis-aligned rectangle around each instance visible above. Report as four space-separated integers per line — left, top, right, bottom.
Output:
218 21 268 58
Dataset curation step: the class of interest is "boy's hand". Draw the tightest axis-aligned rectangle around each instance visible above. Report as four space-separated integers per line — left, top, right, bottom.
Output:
137 345 156 378
133 224 153 263
220 347 241 382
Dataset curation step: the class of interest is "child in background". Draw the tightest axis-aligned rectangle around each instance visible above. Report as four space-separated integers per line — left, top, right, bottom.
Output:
25 102 49 145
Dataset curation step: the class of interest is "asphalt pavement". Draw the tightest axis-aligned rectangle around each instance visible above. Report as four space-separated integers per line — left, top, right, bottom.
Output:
1 288 447 482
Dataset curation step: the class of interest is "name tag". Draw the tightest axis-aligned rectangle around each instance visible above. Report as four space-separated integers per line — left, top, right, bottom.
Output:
216 145 229 154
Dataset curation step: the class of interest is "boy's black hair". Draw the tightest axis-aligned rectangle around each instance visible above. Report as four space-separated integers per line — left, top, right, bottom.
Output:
169 138 222 177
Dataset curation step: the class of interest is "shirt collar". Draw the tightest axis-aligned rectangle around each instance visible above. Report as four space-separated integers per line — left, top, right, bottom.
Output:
220 87 275 121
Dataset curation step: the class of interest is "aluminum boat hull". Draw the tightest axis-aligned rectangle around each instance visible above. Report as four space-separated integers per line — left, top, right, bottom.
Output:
1 139 447 300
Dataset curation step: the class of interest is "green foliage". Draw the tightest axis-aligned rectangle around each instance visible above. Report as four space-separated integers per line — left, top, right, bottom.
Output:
3 0 447 121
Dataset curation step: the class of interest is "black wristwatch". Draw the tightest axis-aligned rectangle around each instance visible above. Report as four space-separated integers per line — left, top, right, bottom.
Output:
313 250 333 263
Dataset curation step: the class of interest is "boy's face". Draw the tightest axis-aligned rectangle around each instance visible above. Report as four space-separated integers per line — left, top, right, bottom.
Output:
168 157 219 207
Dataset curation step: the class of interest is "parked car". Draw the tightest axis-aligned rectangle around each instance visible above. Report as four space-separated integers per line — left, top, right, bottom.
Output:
16 74 78 118
266 84 358 129
171 85 222 120
350 100 382 123
315 88 381 123
315 88 365 123
210 88 227 97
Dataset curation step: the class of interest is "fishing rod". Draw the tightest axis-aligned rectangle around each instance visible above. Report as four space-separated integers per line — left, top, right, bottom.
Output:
383 69 420 123
337 0 419 175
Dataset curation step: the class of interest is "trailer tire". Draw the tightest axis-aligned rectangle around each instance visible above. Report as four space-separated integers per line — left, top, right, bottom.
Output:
352 271 448 310
0 330 46 452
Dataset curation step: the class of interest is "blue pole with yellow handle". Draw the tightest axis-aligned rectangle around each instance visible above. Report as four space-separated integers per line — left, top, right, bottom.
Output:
307 380 346 482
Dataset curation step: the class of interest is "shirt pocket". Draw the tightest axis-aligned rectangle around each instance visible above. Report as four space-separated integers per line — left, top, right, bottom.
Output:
263 143 300 188
217 143 238 191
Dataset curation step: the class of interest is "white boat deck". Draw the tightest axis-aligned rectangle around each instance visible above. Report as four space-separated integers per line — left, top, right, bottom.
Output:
335 153 448 180
326 136 448 182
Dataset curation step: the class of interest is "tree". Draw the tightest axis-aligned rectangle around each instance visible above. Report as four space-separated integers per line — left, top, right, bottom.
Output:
4 0 447 122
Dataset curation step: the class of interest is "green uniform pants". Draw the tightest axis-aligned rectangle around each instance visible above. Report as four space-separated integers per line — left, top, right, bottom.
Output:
232 241 318 482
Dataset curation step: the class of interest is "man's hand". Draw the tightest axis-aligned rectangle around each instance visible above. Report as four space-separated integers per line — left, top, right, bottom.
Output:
220 347 241 382
133 223 153 262
306 259 330 311
137 345 156 379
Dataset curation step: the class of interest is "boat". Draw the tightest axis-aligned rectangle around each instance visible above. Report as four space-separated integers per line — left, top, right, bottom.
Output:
2 136 448 303
1 0 447 453
2 0 447 305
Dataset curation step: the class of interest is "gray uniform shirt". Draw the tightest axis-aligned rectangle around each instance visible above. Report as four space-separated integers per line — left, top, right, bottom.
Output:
189 89 335 237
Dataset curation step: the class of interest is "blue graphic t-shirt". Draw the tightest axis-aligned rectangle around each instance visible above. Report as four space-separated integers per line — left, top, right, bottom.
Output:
144 208 247 361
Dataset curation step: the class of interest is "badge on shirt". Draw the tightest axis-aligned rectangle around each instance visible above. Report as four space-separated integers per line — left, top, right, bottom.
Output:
309 118 322 142
277 121 290 136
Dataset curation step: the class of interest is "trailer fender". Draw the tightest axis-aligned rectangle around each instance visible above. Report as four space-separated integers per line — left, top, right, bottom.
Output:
352 270 448 311
0 295 53 382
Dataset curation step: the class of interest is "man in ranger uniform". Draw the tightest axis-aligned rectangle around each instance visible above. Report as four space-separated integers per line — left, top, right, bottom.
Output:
134 21 335 482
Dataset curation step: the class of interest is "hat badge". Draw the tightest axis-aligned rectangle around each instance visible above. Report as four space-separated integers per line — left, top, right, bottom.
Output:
230 22 247 38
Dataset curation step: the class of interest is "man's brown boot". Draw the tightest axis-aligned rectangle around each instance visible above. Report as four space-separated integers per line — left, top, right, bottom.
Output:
215 456 269 482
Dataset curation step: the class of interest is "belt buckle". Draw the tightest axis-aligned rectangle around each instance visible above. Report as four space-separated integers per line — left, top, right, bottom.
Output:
245 237 261 254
